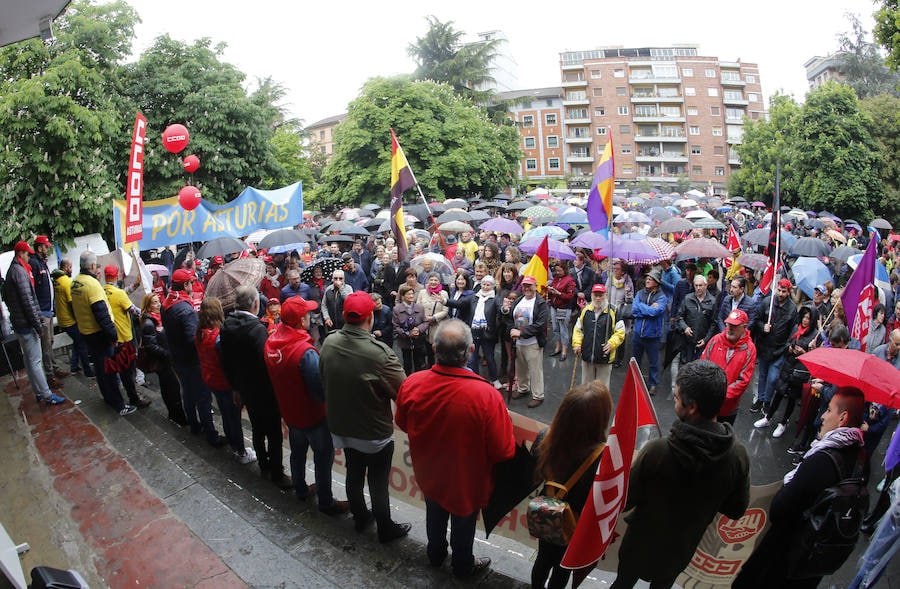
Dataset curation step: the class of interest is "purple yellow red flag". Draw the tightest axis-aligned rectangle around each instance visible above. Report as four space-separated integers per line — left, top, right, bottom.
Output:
520 235 549 292
586 136 614 233
842 236 877 350
390 129 415 261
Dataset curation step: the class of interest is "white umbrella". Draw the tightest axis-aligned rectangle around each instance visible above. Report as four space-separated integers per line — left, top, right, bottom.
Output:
685 209 713 219
673 198 698 208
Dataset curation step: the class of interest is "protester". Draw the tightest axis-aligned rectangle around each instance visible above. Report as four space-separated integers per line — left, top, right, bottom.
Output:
751 278 798 413
416 272 448 368
370 292 394 348
322 269 353 334
395 319 514 577
547 261 576 361
701 309 757 425
102 265 150 409
319 291 410 542
393 284 428 374
630 267 668 395
507 275 549 408
139 293 187 425
611 360 750 588
30 235 67 385
52 258 92 376
531 381 612 588
572 284 625 390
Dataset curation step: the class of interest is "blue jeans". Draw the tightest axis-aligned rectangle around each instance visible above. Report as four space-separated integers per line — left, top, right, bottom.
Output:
467 337 497 381
16 330 51 399
425 497 478 575
173 362 218 442
756 355 784 404
849 478 900 589
288 420 336 506
62 324 91 374
211 389 245 453
631 335 660 387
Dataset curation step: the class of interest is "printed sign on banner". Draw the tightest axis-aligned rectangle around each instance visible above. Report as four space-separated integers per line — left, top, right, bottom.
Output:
125 112 147 243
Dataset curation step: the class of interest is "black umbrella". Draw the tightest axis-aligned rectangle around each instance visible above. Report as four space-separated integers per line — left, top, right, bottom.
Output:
317 234 354 244
506 200 535 211
328 220 358 233
340 225 371 237
789 237 832 258
258 229 307 250
871 218 893 230
829 245 862 263
197 237 248 259
741 227 793 247
300 257 343 284
362 217 384 229
404 203 432 222
481 442 540 537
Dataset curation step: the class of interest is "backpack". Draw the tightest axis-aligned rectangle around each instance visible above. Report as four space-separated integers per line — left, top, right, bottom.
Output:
527 445 604 546
786 446 869 579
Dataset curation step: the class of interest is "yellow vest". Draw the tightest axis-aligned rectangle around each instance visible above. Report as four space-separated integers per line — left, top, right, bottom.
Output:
53 274 76 328
103 283 134 343
71 273 111 336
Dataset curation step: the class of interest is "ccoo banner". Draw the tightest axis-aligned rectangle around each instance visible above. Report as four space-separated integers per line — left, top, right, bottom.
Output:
113 181 303 250
124 112 147 243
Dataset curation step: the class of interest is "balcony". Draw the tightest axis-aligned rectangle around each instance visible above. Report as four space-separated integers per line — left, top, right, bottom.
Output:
562 63 584 71
568 153 594 163
565 135 592 144
631 94 683 103
636 153 688 162
728 156 741 165
633 115 686 123
723 97 750 106
726 136 743 145
720 77 746 87
564 117 591 125
725 116 745 125
561 79 588 88
628 75 681 84
562 97 589 106
635 134 687 142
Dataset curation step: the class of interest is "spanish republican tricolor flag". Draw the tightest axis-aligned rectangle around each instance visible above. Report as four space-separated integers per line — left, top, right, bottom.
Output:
586 135 614 233
390 129 415 261
520 235 549 294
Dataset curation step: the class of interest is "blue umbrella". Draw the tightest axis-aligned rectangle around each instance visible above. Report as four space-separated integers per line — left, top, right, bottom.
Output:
848 254 891 293
522 225 568 241
791 257 832 298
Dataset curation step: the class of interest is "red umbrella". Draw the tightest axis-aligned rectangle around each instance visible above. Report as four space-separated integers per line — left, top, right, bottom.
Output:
798 348 900 408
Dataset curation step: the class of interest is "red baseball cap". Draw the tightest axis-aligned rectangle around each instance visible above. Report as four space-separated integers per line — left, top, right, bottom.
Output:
725 309 749 326
104 265 119 278
521 276 537 286
777 278 792 289
343 291 375 322
212 255 224 266
13 241 34 254
172 268 195 283
34 235 51 246
280 297 318 328
591 284 607 294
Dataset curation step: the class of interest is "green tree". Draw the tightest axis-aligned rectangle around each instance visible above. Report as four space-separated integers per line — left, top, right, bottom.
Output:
118 35 281 202
317 77 520 207
792 82 882 221
875 0 900 70
838 14 900 98
262 122 315 191
0 0 138 246
860 94 900 226
727 94 802 205
407 16 501 105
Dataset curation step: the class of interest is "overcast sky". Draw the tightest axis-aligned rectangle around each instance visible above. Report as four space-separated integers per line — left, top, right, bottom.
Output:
126 0 879 126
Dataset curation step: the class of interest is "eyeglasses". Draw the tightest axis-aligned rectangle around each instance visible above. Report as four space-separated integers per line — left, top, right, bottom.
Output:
332 277 344 281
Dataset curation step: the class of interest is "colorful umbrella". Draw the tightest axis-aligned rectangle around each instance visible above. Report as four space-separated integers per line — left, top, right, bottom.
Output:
522 225 568 241
521 205 556 220
145 264 169 277
570 232 607 250
737 253 769 272
480 218 525 234
799 348 900 408
299 257 343 284
206 258 266 311
519 237 575 260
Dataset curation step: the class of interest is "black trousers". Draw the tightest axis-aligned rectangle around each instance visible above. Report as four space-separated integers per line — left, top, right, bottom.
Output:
344 443 394 529
244 398 284 477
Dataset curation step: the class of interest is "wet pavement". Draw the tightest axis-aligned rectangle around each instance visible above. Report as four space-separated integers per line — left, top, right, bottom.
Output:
1 339 899 588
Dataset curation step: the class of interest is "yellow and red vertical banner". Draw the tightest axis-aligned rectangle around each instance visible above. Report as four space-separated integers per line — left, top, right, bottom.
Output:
125 111 148 244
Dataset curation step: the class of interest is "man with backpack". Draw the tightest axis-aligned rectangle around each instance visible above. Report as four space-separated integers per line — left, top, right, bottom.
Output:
733 386 868 588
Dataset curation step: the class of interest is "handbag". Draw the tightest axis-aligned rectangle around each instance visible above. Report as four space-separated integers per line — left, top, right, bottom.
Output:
135 343 159 373
527 444 605 546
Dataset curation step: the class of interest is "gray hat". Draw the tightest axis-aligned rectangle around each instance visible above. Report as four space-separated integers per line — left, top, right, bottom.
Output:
341 252 353 261
646 267 662 284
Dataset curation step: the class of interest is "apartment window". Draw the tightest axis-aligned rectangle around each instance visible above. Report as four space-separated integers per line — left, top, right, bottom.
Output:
320 146 326 154
547 136 559 148
619 125 632 134
590 69 601 79
614 68 625 77
617 106 629 115
745 74 756 83
653 65 677 77
748 93 758 102
597 127 608 135
660 106 681 117
567 108 587 119
524 137 536 149
522 115 534 127
592 87 604 97
714 145 725 155
682 67 694 77
621 165 633 175
689 126 700 135
616 87 627 96
635 105 658 116
721 71 741 81
546 99 554 107
692 165 703 175
726 108 744 120
715 166 726 176
685 87 696 96
526 159 537 170
566 90 586 100
707 87 719 97
658 86 679 97
727 125 744 142
691 145 702 155
705 68 716 77
545 113 558 125
319 130 325 140
621 144 632 154
594 107 606 116
710 106 721 116
750 111 760 120
687 106 699 116
549 158 561 170
724 89 744 100
712 126 723 136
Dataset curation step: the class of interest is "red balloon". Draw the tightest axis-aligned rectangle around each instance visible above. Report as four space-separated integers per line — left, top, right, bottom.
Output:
178 185 202 211
183 154 200 173
162 124 190 154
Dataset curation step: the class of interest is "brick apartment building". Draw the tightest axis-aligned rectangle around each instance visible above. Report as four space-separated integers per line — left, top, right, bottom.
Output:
499 87 566 185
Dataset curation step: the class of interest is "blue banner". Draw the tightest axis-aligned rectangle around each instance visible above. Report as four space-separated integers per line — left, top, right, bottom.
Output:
113 182 303 250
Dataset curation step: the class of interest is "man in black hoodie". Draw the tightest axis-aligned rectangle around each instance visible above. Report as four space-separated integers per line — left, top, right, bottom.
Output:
219 285 291 489
610 360 750 589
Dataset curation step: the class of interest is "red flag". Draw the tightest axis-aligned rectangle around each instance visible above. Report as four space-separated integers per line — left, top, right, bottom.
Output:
521 235 550 292
125 112 147 244
723 223 740 270
562 358 655 575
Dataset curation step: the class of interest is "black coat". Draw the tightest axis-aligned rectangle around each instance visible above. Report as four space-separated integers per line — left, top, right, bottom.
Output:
219 310 278 412
140 315 171 363
448 291 500 342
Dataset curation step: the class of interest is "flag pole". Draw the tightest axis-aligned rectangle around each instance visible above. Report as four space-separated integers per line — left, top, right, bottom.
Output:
766 163 781 328
393 136 448 251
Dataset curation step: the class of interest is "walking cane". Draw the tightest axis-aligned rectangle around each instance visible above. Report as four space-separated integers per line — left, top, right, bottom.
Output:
570 355 580 391
507 343 517 405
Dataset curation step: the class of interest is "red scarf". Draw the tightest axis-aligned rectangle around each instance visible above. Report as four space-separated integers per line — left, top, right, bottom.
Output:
162 289 194 311
16 256 34 288
426 283 443 295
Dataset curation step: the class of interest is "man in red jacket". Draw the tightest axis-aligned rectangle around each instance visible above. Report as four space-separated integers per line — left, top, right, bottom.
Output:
264 296 349 515
395 318 515 578
701 309 757 425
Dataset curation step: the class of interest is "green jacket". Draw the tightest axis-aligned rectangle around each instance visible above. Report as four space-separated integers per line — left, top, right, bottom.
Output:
319 323 406 440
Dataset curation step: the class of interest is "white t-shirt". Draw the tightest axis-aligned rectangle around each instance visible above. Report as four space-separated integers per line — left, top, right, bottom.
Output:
514 296 538 346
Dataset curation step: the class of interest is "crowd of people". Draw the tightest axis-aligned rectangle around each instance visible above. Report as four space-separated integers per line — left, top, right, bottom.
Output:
4 194 900 587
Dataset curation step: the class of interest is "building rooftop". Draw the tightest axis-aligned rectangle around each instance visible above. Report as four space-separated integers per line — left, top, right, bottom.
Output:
306 113 347 130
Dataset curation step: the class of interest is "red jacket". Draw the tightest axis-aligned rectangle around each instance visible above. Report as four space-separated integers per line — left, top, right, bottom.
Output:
264 323 324 429
701 330 757 417
395 365 515 516
196 327 231 391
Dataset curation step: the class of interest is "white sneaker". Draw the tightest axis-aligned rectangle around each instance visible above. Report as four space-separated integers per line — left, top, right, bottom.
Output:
135 369 146 386
119 405 137 416
772 423 786 438
492 379 503 389
235 448 257 464
753 416 770 429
